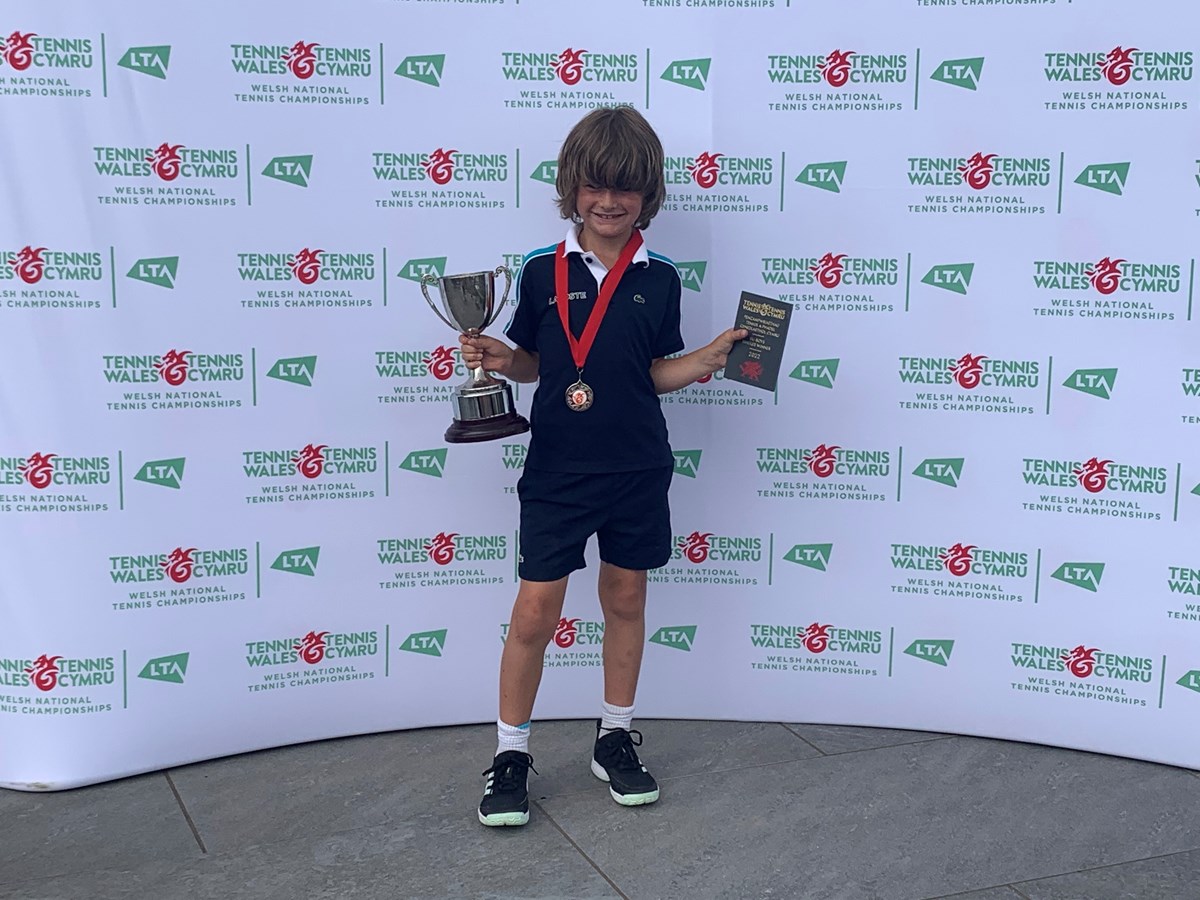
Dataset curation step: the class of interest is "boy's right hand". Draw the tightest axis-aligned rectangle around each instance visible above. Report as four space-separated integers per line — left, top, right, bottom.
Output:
459 333 515 374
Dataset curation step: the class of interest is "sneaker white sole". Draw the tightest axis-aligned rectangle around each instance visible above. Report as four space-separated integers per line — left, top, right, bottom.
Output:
590 758 660 806
478 808 529 827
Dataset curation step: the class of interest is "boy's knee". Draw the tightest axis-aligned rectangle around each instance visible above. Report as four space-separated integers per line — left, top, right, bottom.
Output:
508 596 561 647
600 584 646 623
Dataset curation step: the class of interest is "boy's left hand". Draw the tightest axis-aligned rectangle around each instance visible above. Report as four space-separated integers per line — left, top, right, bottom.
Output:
702 328 750 374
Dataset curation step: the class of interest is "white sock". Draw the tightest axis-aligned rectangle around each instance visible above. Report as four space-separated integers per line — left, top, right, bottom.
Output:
599 701 634 737
496 718 530 756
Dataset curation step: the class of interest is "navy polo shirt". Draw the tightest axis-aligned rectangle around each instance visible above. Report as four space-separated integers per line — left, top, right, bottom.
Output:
505 229 684 474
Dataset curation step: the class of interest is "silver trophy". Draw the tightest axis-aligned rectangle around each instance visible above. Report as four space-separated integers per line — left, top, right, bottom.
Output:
420 265 531 443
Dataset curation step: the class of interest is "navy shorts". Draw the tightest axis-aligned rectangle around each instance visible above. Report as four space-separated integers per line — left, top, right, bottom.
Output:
517 466 674 582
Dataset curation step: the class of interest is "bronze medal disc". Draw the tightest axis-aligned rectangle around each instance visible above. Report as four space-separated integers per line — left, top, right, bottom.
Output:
565 380 594 412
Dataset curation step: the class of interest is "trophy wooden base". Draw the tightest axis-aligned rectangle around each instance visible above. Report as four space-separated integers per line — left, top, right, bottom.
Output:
444 411 531 444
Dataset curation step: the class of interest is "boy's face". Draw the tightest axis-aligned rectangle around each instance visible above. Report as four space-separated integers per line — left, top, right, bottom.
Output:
575 184 644 243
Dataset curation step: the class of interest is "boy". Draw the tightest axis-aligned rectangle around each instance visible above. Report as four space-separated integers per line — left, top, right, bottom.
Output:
460 107 746 827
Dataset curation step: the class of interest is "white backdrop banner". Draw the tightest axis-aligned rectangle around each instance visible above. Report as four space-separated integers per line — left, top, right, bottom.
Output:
2 0 1198 790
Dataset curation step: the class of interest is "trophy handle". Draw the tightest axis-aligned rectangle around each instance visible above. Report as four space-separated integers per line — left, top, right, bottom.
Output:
419 273 460 331
484 265 513 330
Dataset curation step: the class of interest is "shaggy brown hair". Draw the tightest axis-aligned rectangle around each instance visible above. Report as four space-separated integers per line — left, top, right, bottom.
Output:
555 107 665 229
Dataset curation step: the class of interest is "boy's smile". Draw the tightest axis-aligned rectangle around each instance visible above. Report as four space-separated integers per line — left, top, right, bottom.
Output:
576 185 643 247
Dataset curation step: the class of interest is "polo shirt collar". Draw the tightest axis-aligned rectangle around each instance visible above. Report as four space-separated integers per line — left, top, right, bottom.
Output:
564 226 650 276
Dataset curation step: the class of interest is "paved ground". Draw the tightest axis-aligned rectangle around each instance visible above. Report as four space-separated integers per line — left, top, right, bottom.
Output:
2 720 1198 899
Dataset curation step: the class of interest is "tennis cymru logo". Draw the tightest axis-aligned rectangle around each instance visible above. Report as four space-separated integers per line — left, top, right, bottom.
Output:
242 444 379 505
671 532 762 564
0 30 97 100
501 444 527 470
92 143 242 207
1 453 110 489
372 150 509 210
1075 163 1129 196
375 346 468 404
761 254 899 314
890 542 1032 604
554 618 603 648
755 444 893 503
897 354 1041 416
912 457 964 488
377 533 509 590
662 151 776 215
1009 641 1155 708
4 654 114 691
502 48 637 84
929 57 983 91
1044 47 1191 84
1031 257 1181 322
1062 368 1117 400
400 630 447 657
271 547 320 576
921 263 973 296
904 639 954 667
118 45 170 80
230 41 375 106
138 653 188 684
267 356 317 387
673 450 702 478
1020 455 1171 522
238 248 378 311
766 50 909 113
1051 562 1105 593
651 531 767 587
126 256 178 290
906 152 1052 216
133 457 185 489
661 58 709 91
396 54 444 87
790 358 839 389
244 630 380 693
749 622 887 678
262 155 313 188
109 546 250 585
650 626 697 652
1 246 105 311
795 161 846 193
103 351 244 387
399 448 447 478
782 543 831 571
1167 566 1200 624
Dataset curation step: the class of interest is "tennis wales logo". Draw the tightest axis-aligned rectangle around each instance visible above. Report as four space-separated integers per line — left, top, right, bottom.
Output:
664 151 774 189
18 654 115 691
501 48 637 85
1044 48 1192 85
3 452 111 490
3 247 102 285
0 31 93 72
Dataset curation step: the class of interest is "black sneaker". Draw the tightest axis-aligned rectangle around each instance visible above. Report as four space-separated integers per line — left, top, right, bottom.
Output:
591 720 660 806
478 750 536 827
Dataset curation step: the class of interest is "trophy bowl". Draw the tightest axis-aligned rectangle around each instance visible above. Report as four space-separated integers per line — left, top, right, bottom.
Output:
420 265 531 443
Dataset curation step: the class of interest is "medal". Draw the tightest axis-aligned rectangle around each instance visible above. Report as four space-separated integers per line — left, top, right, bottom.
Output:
565 379 593 412
554 230 643 412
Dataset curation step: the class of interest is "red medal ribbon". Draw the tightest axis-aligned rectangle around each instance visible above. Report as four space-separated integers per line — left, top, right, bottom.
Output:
554 229 643 372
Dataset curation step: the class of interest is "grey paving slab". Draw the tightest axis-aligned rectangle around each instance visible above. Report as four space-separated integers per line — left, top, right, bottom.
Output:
932 888 1025 900
168 723 494 853
0 815 621 900
785 722 950 754
528 718 822 800
540 736 1200 900
0 772 200 885
1016 848 1200 900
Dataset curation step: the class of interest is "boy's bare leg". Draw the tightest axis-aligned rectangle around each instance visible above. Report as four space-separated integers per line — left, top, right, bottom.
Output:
499 576 570 726
597 561 648 706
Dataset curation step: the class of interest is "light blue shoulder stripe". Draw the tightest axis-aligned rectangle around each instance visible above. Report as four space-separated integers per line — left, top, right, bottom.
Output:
504 243 557 334
647 250 679 277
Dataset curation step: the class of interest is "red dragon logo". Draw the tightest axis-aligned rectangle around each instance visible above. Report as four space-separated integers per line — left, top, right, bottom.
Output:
554 48 587 85
687 152 723 190
283 40 320 79
161 547 197 584
0 32 37 71
810 252 847 289
1085 257 1124 295
289 248 323 285
424 532 458 566
957 152 997 191
820 50 855 87
18 452 56 489
554 617 581 648
799 623 832 654
1062 645 1099 678
1099 46 1138 86
146 143 185 181
679 532 714 564
25 654 62 692
803 444 840 479
950 353 988 390
8 246 47 284
153 349 191 386
938 543 976 577
423 148 456 186
295 631 329 664
424 345 457 380
739 361 763 382
291 444 328 479
1072 457 1112 494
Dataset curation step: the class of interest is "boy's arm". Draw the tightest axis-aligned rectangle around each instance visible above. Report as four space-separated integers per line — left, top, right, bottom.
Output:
649 328 748 394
